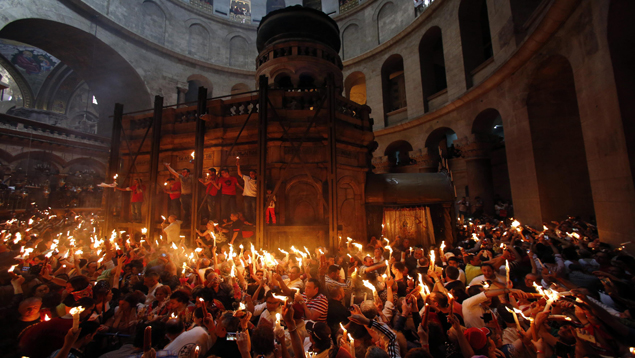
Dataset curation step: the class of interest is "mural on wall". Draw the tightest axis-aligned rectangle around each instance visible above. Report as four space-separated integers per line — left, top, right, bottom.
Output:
230 0 251 23
0 39 59 98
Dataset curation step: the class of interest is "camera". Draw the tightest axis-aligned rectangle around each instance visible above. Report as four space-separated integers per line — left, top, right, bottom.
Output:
226 332 237 341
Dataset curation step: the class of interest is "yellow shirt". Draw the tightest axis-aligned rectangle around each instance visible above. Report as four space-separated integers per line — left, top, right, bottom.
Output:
465 264 483 284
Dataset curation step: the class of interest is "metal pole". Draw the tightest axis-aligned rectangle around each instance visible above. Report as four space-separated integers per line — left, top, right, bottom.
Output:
256 75 268 248
104 103 123 235
145 96 163 237
326 74 339 249
191 86 207 244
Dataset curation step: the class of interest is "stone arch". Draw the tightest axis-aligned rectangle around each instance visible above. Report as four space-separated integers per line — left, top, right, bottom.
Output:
188 23 210 60
425 127 457 158
341 23 361 60
376 1 399 44
0 53 34 108
141 0 167 45
458 0 493 88
344 71 366 105
472 108 502 136
184 74 213 102
608 0 635 189
0 19 152 136
231 83 251 98
285 175 323 225
381 54 407 126
11 151 66 169
272 70 295 89
384 140 413 167
229 35 251 70
419 26 447 112
527 55 595 221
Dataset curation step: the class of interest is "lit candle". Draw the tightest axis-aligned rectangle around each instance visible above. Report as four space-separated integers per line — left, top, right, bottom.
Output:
340 322 347 340
505 307 521 331
144 326 152 352
193 346 200 358
70 306 85 332
505 260 510 287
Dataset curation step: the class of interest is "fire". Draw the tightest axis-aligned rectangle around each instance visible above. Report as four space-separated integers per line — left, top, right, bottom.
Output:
44 314 50 321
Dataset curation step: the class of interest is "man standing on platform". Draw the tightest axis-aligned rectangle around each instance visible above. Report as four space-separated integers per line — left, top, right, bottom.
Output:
115 178 145 223
164 163 193 223
212 168 242 221
163 177 181 218
199 168 219 223
236 158 257 223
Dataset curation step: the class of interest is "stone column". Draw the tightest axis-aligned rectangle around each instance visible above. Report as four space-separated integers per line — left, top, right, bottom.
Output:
456 136 495 216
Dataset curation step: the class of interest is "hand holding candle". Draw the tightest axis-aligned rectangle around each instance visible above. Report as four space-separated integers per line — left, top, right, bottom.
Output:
70 306 85 332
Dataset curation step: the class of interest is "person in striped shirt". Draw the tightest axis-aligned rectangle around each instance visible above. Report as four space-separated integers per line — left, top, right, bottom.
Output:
295 278 328 322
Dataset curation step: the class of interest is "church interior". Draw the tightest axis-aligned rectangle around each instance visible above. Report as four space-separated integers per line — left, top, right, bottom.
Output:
0 0 633 249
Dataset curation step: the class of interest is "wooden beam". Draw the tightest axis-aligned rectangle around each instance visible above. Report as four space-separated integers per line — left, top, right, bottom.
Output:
145 96 163 237
103 103 123 235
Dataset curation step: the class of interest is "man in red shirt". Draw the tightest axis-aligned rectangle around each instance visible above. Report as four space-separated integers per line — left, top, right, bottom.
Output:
164 177 182 218
212 169 243 221
116 178 145 223
198 168 219 223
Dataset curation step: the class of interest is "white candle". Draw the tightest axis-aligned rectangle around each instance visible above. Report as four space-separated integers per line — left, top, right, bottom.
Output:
70 306 85 331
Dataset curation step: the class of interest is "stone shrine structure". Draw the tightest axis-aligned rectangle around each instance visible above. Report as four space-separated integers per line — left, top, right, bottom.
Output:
108 7 375 249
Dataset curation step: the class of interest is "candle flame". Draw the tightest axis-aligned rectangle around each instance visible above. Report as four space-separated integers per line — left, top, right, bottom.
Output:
44 314 51 321
141 228 147 234
362 280 376 293
70 306 85 315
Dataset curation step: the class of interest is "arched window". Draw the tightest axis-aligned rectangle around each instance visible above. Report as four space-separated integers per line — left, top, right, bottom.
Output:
188 24 210 60
381 54 407 127
141 1 166 45
418 26 447 112
274 73 293 89
229 36 251 69
344 72 366 105
342 24 361 60
458 0 493 88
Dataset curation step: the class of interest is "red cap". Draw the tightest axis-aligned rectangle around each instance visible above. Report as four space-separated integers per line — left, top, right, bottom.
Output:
463 327 490 350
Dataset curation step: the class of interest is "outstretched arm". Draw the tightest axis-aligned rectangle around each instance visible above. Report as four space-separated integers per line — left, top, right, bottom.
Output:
163 163 179 177
236 158 243 178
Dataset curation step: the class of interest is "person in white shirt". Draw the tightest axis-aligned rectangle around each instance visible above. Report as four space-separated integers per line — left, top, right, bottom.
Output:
237 158 257 223
462 286 527 328
253 291 283 326
143 272 163 305
469 263 506 287
164 318 212 356
161 215 183 244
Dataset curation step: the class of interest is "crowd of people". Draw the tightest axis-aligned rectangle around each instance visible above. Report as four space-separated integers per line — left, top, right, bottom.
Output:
1 207 635 358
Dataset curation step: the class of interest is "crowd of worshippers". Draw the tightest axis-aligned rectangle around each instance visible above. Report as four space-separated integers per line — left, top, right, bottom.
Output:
2 210 635 358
